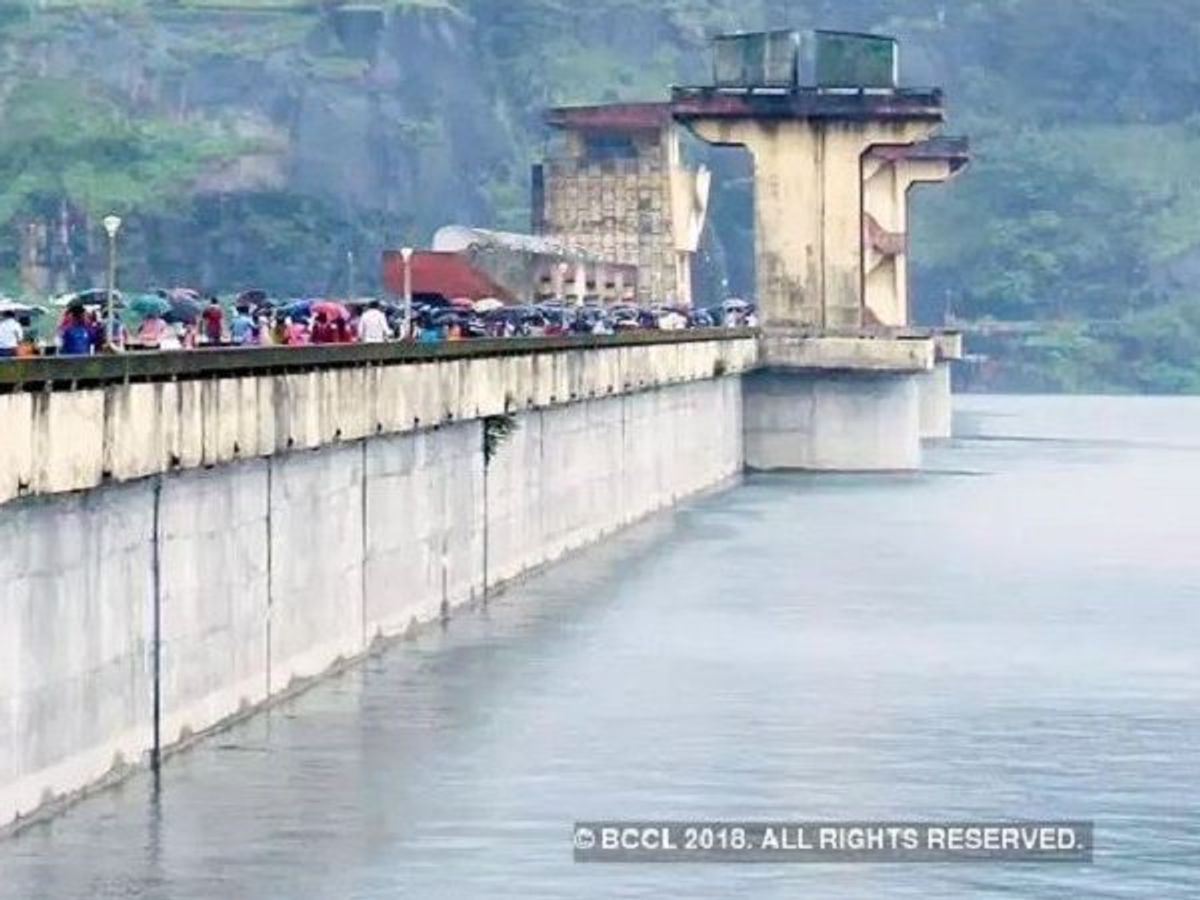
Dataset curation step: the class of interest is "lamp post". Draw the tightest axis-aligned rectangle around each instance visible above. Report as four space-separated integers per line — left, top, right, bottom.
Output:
400 246 413 339
102 215 122 348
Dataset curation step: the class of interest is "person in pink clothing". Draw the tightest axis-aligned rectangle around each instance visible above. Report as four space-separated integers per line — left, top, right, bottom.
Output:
136 314 168 346
284 317 309 346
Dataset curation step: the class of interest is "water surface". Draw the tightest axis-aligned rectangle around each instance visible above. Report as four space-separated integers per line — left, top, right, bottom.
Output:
2 395 1197 898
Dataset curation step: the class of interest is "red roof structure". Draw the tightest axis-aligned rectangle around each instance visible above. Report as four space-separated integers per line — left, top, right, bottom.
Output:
381 251 513 302
544 102 673 133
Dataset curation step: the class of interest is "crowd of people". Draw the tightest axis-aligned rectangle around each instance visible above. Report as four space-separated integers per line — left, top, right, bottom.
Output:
0 292 757 358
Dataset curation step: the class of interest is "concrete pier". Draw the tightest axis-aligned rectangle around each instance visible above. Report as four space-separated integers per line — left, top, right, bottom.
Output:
747 329 933 470
916 362 953 440
918 333 964 440
744 370 920 471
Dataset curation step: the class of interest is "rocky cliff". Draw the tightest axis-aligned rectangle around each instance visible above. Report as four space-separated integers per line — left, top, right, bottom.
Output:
1 3 527 294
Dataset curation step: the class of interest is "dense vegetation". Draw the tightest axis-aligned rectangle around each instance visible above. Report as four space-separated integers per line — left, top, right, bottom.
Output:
1 0 1199 391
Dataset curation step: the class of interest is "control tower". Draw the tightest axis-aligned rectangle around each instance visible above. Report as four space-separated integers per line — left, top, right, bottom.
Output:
673 30 970 467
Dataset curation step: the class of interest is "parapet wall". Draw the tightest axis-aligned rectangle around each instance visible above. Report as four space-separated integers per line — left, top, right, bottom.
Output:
0 332 757 507
0 335 750 832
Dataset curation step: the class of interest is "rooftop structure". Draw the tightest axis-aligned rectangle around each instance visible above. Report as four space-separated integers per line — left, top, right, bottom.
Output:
381 226 637 304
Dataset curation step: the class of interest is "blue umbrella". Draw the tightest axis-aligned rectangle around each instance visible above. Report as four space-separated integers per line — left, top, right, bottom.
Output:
283 299 312 319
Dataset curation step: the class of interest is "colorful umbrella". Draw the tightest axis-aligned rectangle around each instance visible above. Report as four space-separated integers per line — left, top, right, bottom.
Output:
282 300 312 320
236 289 268 306
129 294 171 317
311 300 350 320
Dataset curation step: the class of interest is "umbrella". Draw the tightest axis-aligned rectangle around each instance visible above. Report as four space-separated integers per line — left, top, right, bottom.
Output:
236 289 268 306
448 297 474 310
311 300 349 320
473 298 504 313
166 296 202 325
129 294 171 318
0 299 39 315
723 298 749 311
55 289 123 308
166 287 202 303
283 299 312 319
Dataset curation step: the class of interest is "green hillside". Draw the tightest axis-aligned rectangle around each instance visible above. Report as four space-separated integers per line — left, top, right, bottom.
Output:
1 0 1199 391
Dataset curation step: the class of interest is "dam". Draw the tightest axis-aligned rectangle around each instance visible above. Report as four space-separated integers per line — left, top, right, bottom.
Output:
0 324 965 831
1 332 756 829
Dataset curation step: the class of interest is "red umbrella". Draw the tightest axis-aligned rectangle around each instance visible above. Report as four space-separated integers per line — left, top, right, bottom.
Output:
311 300 350 320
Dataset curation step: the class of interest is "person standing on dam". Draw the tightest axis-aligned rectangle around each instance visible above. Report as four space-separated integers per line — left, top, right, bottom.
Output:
358 300 392 343
0 309 22 357
230 306 257 346
58 306 98 356
311 311 338 345
201 296 224 345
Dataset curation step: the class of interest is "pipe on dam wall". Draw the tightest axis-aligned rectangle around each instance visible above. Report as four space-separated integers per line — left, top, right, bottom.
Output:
0 376 744 833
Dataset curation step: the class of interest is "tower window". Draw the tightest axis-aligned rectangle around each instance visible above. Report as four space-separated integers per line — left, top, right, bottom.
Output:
585 134 637 162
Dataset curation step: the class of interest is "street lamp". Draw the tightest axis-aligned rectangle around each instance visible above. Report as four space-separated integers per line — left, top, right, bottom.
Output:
102 215 122 348
557 261 569 303
400 247 413 339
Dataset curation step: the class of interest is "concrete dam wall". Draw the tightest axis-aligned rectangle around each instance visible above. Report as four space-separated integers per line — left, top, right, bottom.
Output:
0 335 753 831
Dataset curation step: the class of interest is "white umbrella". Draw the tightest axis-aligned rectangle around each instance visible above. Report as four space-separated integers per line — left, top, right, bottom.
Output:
723 298 749 311
53 289 122 308
0 299 33 314
474 298 504 313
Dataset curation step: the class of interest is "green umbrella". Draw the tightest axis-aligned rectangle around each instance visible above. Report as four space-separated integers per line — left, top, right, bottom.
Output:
129 294 171 317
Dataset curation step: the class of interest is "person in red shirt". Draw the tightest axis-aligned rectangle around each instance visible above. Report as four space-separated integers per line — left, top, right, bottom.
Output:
201 297 224 344
310 311 337 344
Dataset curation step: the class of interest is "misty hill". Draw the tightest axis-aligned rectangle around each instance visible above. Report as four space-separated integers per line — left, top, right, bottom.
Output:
2 0 1198 390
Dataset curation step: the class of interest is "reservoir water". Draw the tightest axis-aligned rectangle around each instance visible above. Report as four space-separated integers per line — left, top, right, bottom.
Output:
1 395 1197 898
